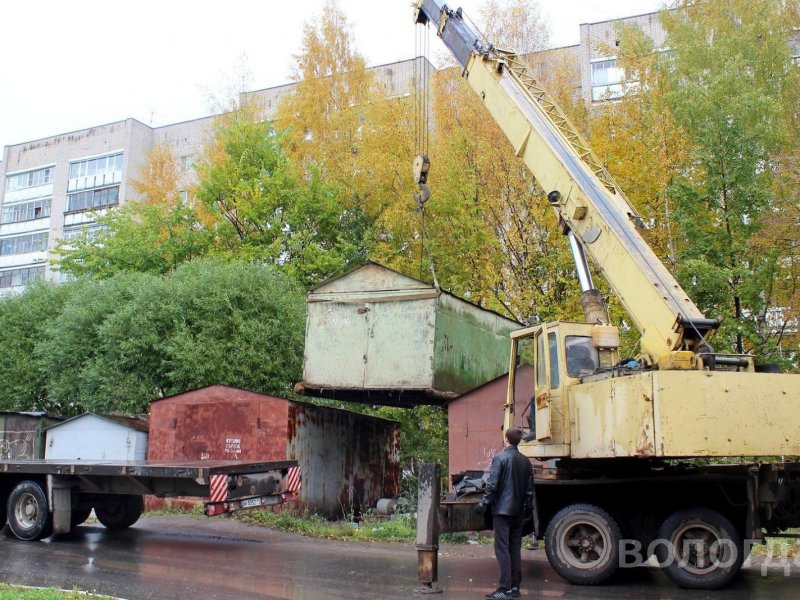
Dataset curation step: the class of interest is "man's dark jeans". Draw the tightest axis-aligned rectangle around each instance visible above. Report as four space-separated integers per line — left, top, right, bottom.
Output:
493 514 524 589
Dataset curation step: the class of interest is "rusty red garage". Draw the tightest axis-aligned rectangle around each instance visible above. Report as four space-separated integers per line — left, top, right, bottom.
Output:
446 366 534 484
148 384 399 518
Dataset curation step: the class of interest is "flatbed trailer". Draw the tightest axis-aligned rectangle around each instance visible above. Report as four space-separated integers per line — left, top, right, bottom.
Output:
0 458 297 541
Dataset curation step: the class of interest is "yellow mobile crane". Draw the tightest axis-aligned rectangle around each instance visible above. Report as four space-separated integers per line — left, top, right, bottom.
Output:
412 0 800 591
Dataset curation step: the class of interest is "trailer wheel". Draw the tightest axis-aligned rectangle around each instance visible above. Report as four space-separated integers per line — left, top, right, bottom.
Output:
655 507 743 590
95 495 144 530
6 480 52 541
544 503 621 585
70 506 93 528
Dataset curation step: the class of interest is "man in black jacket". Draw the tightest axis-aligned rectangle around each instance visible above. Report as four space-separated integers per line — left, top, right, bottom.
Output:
477 427 534 599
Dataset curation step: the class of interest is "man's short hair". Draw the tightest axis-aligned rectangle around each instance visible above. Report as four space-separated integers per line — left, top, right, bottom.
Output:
505 427 523 447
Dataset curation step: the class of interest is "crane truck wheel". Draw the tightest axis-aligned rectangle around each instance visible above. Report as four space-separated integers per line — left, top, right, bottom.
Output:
655 507 743 590
95 494 144 530
6 480 53 541
544 503 621 585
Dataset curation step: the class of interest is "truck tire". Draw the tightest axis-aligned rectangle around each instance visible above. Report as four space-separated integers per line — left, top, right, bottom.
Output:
544 503 621 585
70 506 93 528
6 480 52 541
0 488 6 529
655 507 744 590
95 495 144 530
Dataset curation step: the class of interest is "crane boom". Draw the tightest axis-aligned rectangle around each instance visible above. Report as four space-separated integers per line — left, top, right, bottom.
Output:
414 0 718 363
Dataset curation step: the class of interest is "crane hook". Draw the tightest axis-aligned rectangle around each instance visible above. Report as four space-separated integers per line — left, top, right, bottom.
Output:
414 183 431 205
413 154 431 205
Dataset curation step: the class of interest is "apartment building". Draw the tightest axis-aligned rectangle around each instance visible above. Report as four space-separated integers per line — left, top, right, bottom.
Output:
0 118 207 288
0 58 424 291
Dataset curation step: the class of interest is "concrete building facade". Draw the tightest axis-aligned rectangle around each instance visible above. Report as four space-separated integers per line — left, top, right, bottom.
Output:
0 58 425 292
578 11 668 103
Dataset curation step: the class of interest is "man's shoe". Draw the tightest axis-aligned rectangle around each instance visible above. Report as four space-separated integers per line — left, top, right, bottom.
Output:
508 587 520 598
484 589 512 599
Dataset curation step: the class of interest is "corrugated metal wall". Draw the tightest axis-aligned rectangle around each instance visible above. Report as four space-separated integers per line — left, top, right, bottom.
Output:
433 293 519 394
288 403 399 518
447 366 534 482
148 385 399 518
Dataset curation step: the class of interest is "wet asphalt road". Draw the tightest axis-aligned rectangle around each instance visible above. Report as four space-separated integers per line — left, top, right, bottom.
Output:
1 515 800 599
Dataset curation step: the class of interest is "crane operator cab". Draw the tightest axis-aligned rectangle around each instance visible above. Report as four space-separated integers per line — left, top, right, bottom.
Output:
505 321 619 458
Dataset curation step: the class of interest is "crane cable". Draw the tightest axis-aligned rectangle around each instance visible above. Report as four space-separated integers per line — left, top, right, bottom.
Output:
414 19 431 165
414 18 438 289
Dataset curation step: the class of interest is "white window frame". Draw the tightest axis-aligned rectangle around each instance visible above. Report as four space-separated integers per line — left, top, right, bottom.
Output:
5 166 55 192
1 197 52 224
591 56 626 102
0 265 46 288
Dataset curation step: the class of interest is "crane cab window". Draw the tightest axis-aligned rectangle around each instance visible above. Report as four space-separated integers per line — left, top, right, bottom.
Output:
548 332 560 387
566 336 599 377
535 331 547 390
537 330 560 389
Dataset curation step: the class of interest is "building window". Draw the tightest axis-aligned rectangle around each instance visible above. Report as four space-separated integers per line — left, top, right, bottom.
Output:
62 223 106 241
66 186 120 213
69 153 123 180
0 232 48 255
1 198 52 224
591 58 626 101
5 167 53 192
180 155 193 173
0 265 45 288
179 190 189 204
68 153 123 192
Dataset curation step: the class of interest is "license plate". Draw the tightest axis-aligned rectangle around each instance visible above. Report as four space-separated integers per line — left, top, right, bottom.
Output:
240 497 263 509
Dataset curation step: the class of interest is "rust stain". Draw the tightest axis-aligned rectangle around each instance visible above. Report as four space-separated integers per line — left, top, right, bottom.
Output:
536 392 550 410
635 409 655 457
287 404 298 443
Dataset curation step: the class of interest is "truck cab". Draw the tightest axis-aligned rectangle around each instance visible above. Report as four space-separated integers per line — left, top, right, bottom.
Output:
507 322 608 458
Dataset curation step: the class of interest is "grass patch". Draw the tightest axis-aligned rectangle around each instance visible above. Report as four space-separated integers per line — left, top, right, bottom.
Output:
238 508 417 542
750 531 800 558
143 504 205 517
441 531 491 545
237 507 493 544
0 584 112 599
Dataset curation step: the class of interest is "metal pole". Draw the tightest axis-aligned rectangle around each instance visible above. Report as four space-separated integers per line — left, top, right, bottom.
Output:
567 229 594 292
415 462 442 594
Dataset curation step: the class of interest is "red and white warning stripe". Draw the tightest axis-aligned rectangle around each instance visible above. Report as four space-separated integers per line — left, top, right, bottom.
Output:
209 474 228 503
283 466 301 492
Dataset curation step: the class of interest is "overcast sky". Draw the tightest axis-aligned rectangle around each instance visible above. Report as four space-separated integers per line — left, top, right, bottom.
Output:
0 0 665 152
